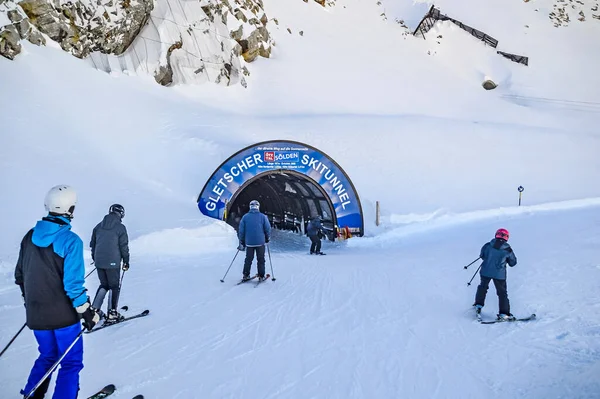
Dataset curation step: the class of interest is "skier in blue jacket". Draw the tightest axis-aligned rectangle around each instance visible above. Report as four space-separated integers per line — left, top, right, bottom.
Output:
15 185 99 399
238 200 271 281
473 228 518 321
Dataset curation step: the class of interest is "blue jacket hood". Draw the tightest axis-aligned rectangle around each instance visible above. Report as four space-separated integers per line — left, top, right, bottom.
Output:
32 215 73 248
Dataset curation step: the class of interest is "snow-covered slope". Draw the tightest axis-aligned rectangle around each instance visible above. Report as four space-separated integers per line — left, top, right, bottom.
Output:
1 202 599 398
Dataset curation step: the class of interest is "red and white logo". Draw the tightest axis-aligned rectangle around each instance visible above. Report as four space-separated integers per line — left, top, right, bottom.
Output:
264 151 275 162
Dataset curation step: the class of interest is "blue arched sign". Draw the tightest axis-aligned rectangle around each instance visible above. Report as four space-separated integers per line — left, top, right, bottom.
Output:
197 140 364 235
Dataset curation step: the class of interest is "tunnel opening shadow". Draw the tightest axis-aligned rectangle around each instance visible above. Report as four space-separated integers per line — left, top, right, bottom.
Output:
226 170 337 241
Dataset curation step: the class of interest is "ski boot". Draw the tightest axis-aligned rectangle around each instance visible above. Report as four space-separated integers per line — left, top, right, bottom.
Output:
106 309 124 323
241 274 252 282
473 304 483 314
497 313 516 321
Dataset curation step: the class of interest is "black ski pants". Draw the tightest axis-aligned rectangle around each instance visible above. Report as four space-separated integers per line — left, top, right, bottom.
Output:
309 235 321 254
475 275 510 315
92 268 121 311
243 245 266 277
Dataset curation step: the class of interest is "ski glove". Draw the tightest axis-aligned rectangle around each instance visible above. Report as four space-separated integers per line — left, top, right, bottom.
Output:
237 242 245 251
76 301 100 331
122 263 129 271
265 237 270 243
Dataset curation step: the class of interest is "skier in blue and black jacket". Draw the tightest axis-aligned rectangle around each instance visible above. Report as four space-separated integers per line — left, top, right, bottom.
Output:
238 200 271 281
473 228 518 321
15 185 99 399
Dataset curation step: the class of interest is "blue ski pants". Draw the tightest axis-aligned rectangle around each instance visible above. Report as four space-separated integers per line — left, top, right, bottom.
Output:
21 322 83 399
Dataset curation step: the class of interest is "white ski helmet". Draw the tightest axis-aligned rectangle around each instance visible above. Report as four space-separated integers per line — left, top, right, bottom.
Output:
44 185 77 218
249 200 260 210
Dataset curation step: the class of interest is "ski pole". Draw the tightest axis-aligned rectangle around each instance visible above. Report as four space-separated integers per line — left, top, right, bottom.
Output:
267 244 276 281
114 269 126 309
467 265 482 286
24 329 85 399
0 322 26 358
84 267 97 279
463 257 481 269
220 249 240 282
1 266 97 358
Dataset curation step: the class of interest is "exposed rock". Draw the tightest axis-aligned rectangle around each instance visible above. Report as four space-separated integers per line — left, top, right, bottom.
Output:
1 0 275 86
154 64 173 87
0 25 21 59
242 46 259 62
16 0 153 58
231 24 243 41
7 6 45 45
259 42 270 58
225 0 274 63
154 39 182 86
234 9 247 22
201 5 214 22
482 79 498 90
232 42 242 56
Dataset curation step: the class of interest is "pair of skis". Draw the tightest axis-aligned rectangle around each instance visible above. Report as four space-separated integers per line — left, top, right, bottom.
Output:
475 308 536 324
236 273 271 287
87 384 143 399
85 307 150 334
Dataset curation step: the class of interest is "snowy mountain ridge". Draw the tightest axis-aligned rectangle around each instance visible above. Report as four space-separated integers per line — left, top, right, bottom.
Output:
2 0 599 90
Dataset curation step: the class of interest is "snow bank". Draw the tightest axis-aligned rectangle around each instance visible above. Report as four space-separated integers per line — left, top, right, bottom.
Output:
352 197 600 247
130 219 237 256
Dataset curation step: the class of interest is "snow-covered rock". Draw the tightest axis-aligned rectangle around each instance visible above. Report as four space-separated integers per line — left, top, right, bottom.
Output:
0 0 276 86
0 0 153 59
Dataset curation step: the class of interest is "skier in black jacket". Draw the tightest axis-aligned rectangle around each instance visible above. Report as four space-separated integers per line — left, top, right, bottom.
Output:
90 204 130 321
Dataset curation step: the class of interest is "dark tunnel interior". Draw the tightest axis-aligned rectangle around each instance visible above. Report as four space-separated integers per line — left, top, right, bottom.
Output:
226 171 336 240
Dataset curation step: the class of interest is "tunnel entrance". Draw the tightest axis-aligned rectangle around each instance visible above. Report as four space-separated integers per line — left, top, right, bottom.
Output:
197 140 364 239
226 170 337 239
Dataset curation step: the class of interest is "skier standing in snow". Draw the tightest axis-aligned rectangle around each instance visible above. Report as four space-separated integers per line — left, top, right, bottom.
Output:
307 216 325 255
15 185 100 399
473 228 517 320
238 200 271 281
90 204 130 321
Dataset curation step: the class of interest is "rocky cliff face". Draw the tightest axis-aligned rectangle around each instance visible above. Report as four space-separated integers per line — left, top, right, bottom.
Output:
0 0 153 59
0 0 279 86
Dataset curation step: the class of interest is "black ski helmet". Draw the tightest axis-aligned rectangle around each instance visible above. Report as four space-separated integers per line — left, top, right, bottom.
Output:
109 204 125 219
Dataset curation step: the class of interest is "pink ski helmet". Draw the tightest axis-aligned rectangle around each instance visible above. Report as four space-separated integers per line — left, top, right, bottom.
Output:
495 228 509 241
